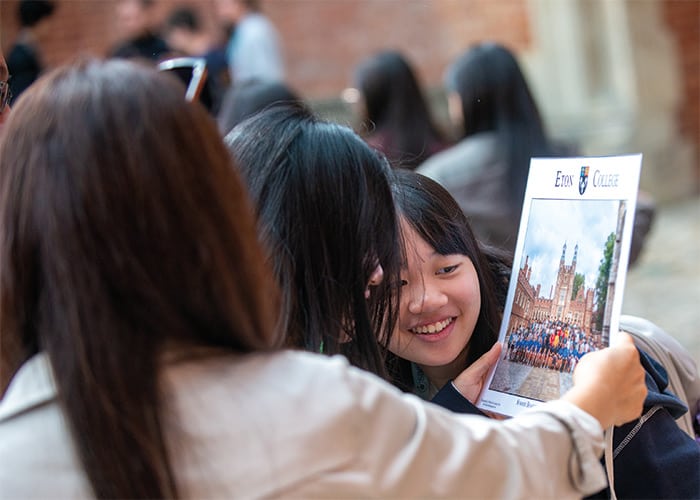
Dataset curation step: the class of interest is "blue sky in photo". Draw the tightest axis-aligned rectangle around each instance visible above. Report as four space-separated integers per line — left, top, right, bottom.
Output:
519 198 623 297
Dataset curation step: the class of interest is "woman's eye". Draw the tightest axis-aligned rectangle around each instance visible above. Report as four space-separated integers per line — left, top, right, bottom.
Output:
399 279 408 287
437 264 459 275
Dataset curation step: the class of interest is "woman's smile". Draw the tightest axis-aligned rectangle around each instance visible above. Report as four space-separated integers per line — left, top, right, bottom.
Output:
409 316 456 341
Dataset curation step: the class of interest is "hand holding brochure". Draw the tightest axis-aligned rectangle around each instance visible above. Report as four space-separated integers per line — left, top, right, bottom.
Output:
476 154 643 417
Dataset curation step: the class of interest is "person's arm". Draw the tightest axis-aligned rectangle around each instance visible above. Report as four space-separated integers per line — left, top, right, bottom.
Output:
302 364 606 498
297 335 645 498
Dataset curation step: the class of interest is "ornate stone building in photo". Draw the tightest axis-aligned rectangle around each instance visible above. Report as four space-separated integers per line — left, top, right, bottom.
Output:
509 242 596 335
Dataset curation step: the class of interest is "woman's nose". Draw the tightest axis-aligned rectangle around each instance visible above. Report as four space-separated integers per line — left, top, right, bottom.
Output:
406 280 447 314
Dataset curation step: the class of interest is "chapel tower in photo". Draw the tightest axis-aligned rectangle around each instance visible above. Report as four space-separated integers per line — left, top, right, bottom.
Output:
509 242 595 335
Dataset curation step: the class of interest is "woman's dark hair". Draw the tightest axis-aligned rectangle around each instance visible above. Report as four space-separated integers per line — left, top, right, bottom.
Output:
18 0 55 27
445 42 558 211
164 5 201 32
0 58 281 498
355 50 447 170
389 170 511 390
225 105 401 378
217 79 303 136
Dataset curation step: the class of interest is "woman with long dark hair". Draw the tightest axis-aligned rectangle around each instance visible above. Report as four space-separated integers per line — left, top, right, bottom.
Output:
0 58 647 499
0 57 279 497
354 50 449 170
419 42 568 253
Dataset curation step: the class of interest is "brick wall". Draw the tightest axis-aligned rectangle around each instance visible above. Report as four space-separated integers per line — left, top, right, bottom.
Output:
1 0 531 98
1 0 697 184
662 0 700 186
264 0 531 97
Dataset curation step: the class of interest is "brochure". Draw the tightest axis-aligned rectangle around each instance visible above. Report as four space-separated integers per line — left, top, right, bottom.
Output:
476 154 643 417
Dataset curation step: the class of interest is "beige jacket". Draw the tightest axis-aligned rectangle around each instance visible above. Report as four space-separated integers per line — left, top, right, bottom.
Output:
0 351 607 499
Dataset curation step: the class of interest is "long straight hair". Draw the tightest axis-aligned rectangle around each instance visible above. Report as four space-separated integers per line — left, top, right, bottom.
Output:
389 170 510 391
445 42 557 211
0 58 281 498
226 105 401 378
355 51 448 169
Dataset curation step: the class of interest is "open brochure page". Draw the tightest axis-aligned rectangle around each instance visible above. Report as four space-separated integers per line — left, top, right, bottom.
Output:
477 154 642 417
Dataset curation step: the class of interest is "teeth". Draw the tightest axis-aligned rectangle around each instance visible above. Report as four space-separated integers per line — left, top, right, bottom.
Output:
411 318 453 335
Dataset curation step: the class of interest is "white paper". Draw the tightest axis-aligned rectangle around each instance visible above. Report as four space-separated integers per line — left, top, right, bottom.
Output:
477 154 642 417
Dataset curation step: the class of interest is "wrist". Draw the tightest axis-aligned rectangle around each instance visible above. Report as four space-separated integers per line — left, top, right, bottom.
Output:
562 387 610 429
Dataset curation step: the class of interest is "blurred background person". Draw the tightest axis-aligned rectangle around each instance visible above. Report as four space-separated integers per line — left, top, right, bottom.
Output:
109 0 169 62
419 42 654 265
214 0 284 86
162 4 229 114
6 0 55 104
352 50 450 170
419 42 570 253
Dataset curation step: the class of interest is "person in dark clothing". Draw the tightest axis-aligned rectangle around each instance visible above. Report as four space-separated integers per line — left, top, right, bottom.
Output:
6 0 55 104
162 5 229 114
109 0 169 62
586 349 700 499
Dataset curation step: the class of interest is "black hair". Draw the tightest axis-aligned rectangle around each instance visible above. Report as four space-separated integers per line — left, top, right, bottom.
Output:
18 0 55 27
389 170 511 391
164 6 200 32
225 104 401 378
445 42 560 211
355 50 447 169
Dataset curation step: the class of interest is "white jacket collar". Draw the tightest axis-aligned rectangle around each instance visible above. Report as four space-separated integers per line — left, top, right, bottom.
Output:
0 353 57 422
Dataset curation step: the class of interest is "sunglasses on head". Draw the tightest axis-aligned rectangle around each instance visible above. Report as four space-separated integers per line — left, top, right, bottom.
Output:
157 57 208 103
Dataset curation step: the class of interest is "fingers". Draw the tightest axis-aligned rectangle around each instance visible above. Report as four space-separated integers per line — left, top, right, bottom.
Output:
566 337 647 429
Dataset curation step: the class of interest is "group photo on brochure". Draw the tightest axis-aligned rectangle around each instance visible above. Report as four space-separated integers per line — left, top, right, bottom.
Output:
477 155 642 416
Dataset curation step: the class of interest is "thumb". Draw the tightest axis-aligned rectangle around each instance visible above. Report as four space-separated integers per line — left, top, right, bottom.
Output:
468 342 502 378
452 342 502 403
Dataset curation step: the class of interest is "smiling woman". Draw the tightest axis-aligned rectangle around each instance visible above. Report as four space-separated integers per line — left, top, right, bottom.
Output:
387 169 509 399
388 169 700 500
393 219 482 391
